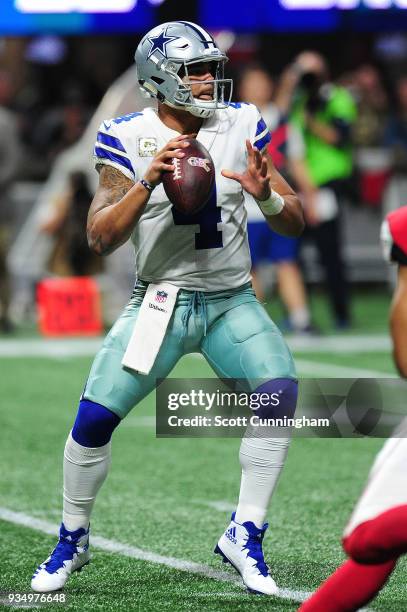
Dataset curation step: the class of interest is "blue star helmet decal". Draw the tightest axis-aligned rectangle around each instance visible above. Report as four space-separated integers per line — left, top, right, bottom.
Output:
147 28 179 60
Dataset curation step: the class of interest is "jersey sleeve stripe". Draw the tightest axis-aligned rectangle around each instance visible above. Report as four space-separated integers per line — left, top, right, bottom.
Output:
255 118 267 138
94 146 135 175
254 126 270 144
94 158 135 182
253 131 271 152
97 131 127 153
95 141 131 158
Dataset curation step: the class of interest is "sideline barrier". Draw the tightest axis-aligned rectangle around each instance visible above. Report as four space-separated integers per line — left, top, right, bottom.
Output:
37 277 102 337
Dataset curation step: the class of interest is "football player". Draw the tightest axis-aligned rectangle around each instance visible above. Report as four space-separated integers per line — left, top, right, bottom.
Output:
31 22 304 595
299 205 407 611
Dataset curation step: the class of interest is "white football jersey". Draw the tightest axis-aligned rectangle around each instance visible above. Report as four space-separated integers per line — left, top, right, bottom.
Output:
94 103 271 291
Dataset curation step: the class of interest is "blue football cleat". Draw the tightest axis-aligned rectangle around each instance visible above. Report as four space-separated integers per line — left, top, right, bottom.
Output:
31 523 90 592
214 512 278 595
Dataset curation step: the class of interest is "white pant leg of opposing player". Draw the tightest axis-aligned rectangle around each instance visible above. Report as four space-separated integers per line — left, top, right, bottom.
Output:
344 428 407 539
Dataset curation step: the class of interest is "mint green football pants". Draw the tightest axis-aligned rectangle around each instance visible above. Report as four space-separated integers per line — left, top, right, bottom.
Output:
83 281 297 419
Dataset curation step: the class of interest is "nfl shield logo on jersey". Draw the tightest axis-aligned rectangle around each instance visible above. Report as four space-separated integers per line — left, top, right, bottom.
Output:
155 290 168 303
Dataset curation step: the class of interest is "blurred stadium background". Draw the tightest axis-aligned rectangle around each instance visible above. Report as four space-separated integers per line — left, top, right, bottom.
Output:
2 1 407 328
1 1 407 611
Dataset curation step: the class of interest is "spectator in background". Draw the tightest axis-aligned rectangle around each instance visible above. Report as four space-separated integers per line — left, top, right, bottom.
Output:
238 66 314 334
290 51 357 329
48 87 89 156
41 172 103 277
352 64 389 149
384 75 407 173
351 65 391 208
30 85 91 179
0 69 20 333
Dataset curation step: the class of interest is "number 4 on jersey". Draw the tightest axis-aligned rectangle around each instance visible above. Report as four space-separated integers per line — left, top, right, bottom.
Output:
171 184 223 250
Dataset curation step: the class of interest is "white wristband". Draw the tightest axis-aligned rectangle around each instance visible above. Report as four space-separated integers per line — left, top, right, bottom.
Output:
256 190 285 216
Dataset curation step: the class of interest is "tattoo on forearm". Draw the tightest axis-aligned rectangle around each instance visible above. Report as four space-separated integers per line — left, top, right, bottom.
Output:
98 165 134 205
87 165 135 254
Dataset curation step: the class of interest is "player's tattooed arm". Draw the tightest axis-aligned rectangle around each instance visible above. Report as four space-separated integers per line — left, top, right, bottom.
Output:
87 165 144 256
95 164 134 205
88 136 193 255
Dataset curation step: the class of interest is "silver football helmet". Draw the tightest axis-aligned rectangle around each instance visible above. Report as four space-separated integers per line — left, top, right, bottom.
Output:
135 21 233 119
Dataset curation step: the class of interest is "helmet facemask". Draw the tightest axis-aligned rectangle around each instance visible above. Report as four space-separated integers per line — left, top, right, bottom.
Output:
170 59 233 118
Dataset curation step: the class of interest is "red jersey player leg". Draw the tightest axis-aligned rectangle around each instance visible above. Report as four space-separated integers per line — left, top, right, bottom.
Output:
300 206 407 612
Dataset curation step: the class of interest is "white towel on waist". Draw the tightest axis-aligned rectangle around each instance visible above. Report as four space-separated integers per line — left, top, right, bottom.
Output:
122 282 179 375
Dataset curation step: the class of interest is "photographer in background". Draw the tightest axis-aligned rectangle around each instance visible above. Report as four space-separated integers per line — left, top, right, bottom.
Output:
289 52 357 330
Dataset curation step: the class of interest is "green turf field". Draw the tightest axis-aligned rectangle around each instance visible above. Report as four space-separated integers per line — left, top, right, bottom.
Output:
1 291 406 611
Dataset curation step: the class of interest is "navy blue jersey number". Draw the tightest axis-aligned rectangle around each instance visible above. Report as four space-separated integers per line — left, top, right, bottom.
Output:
171 185 223 250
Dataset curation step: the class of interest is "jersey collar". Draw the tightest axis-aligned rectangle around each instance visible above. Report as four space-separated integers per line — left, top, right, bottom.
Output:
143 107 219 152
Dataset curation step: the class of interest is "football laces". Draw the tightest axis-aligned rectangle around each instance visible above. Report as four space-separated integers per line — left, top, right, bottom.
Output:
172 157 182 181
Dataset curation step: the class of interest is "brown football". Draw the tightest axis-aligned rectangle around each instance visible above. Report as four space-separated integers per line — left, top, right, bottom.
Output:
162 138 215 215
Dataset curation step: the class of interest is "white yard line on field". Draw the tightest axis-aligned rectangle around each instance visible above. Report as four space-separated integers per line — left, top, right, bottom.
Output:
0 506 314 605
0 335 390 358
0 338 394 381
190 354 392 378
0 338 103 358
194 500 236 513
294 359 394 378
287 334 390 353
121 415 156 427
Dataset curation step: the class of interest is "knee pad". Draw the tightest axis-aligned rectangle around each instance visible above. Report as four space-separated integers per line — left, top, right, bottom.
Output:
251 378 298 420
72 399 121 447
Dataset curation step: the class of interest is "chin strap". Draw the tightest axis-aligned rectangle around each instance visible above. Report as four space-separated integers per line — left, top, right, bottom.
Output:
164 98 215 119
186 103 215 119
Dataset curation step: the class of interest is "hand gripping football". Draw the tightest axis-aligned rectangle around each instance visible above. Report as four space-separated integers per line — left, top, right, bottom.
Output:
162 138 215 215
